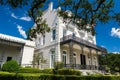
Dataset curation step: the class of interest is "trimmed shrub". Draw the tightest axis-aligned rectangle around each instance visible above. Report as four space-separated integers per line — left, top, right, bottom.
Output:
58 68 82 76
0 72 120 80
18 67 54 74
42 68 54 74
18 67 42 73
54 62 64 69
2 60 19 72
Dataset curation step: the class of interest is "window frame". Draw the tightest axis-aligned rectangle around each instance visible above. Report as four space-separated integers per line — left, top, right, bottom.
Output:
51 28 56 41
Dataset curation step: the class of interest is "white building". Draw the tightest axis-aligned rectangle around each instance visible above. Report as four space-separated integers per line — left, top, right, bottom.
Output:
0 34 35 68
35 2 107 70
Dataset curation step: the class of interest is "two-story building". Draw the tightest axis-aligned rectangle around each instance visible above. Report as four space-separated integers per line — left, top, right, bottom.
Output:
34 2 107 70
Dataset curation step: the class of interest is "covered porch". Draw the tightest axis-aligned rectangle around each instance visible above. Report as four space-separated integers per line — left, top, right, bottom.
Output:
0 38 25 68
60 35 107 70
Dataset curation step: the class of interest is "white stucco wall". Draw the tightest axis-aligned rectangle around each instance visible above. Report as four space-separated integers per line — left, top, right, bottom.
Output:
0 34 35 67
21 40 35 66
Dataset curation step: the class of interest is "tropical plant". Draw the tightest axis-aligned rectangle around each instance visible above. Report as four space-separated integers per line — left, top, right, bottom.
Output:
32 52 47 68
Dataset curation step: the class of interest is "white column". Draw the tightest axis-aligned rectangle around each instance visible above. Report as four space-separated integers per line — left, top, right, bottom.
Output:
57 17 61 62
19 47 24 66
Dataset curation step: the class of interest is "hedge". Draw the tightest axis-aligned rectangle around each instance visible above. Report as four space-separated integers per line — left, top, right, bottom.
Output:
0 72 120 80
18 68 42 73
17 68 81 75
57 68 82 76
17 68 54 74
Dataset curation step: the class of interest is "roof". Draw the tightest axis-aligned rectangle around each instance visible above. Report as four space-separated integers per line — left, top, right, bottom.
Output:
0 33 35 47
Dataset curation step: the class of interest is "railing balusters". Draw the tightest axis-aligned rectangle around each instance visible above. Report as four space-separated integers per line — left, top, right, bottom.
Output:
63 64 105 70
61 34 107 53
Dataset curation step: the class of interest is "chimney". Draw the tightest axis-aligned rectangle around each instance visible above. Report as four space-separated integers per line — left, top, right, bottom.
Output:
49 2 53 11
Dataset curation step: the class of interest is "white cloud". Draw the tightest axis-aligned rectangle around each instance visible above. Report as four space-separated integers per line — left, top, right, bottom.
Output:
11 13 31 22
20 16 31 21
11 13 18 19
17 25 27 38
111 28 120 38
101 45 106 48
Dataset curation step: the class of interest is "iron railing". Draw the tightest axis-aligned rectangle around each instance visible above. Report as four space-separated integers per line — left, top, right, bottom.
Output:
60 35 107 53
63 64 105 70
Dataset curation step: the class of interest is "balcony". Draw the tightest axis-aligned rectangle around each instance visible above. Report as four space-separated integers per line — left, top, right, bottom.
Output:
60 35 107 53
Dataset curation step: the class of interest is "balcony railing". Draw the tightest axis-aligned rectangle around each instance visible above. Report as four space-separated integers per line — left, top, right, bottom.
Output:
63 64 105 70
60 35 107 53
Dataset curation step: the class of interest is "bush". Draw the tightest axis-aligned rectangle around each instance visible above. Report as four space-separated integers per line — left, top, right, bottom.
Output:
17 67 54 74
54 62 64 69
58 68 82 76
42 68 54 74
0 72 120 80
18 67 42 73
2 60 19 72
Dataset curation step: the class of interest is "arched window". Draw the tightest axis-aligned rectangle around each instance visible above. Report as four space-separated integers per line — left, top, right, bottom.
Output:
50 50 55 68
62 51 67 67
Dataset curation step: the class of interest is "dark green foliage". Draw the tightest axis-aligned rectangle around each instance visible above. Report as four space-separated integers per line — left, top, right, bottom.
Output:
18 67 42 73
58 0 115 35
42 68 54 74
1 0 120 39
0 0 29 8
57 68 82 76
0 72 120 80
2 60 19 72
99 53 120 73
54 61 64 69
0 0 50 40
17 67 54 74
53 61 64 74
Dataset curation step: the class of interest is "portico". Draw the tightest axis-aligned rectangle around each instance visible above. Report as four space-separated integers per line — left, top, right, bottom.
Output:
60 35 107 70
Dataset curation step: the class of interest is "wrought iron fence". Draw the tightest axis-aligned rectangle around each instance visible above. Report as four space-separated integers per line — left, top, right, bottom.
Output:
63 64 105 70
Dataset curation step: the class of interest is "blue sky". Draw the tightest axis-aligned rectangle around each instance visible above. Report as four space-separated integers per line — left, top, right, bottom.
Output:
0 0 120 52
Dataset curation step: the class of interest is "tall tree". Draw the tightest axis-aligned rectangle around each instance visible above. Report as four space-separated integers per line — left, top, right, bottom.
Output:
58 0 114 35
0 0 120 39
99 53 120 72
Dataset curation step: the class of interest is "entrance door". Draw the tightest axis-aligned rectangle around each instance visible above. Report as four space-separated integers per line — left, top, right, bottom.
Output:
80 54 86 65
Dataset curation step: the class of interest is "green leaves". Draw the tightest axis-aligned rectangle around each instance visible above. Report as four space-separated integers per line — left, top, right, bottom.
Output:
99 53 120 72
27 0 50 40
0 0 29 8
58 0 114 35
0 0 49 40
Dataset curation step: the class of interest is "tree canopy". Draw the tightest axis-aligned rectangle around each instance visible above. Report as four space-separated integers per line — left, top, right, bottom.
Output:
58 0 115 35
99 53 120 72
0 0 120 40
